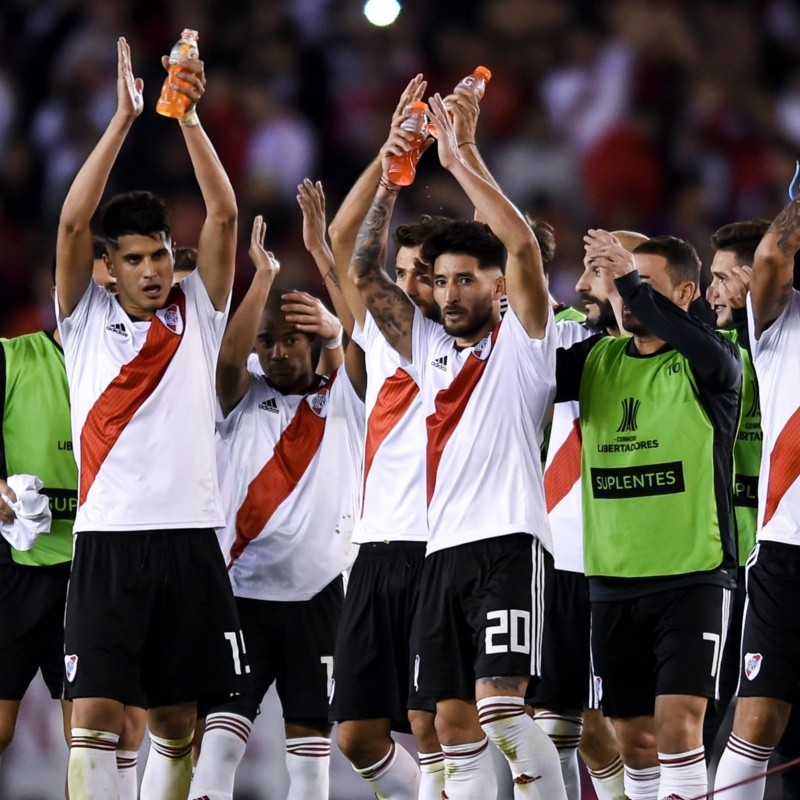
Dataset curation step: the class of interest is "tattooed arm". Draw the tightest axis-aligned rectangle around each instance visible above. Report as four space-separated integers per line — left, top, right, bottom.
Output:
349 183 416 361
751 198 799 337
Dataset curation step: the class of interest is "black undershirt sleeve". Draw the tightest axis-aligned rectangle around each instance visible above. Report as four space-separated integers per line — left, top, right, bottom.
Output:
555 333 605 403
615 272 741 392
731 306 751 355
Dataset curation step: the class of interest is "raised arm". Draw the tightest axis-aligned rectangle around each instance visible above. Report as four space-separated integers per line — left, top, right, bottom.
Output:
327 75 427 329
56 38 143 318
297 179 354 336
751 197 798 336
166 55 237 310
217 216 279 416
348 154 416 360
445 85 501 197
427 93 549 338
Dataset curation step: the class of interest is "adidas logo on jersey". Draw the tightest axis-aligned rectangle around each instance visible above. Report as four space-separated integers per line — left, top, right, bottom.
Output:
431 355 448 371
258 398 279 414
106 322 127 337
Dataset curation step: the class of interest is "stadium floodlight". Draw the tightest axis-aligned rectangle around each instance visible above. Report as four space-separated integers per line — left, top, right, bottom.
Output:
363 0 401 27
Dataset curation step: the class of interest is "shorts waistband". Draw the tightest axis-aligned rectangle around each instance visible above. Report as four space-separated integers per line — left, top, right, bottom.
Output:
357 541 427 558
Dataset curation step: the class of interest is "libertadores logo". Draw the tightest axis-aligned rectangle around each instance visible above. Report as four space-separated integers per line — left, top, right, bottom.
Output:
616 397 640 433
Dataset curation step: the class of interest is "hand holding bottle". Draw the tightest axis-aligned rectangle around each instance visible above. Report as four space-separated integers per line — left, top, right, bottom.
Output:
159 55 206 121
157 30 205 120
114 37 144 123
445 83 481 148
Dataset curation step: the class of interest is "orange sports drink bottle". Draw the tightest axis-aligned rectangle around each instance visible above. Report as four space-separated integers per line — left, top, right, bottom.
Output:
428 66 492 137
456 65 492 99
156 29 200 119
386 101 429 186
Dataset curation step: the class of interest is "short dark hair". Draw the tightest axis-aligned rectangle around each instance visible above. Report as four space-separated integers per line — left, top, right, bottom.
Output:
393 215 452 251
92 235 107 260
100 191 171 247
421 220 507 274
174 246 198 274
525 215 556 274
633 235 700 287
710 219 770 266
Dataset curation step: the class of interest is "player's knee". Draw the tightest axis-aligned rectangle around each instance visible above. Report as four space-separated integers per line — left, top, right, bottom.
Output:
579 711 617 765
148 702 196 740
409 709 439 753
336 722 389 768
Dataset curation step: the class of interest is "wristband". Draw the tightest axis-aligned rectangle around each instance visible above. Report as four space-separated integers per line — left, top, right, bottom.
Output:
323 327 343 349
179 109 200 127
379 176 401 194
458 141 475 147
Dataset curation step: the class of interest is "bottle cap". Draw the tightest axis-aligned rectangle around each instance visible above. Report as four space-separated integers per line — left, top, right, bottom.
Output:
473 66 492 82
181 29 199 40
409 101 428 113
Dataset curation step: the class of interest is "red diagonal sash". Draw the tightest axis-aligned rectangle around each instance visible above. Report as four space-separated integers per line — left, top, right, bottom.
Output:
763 405 800 527
361 368 419 511
544 418 582 513
426 324 501 506
79 286 186 504
229 370 339 565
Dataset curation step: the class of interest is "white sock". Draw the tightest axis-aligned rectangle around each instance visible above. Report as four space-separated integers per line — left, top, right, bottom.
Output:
116 748 139 800
624 764 660 800
418 751 445 800
285 736 330 800
712 733 772 800
355 739 421 799
659 746 706 799
533 711 582 798
140 732 194 800
440 737 498 800
189 713 252 800
477 695 566 799
587 754 626 800
69 728 120 800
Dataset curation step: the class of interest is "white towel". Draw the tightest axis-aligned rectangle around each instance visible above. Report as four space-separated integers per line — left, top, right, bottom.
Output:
0 474 53 551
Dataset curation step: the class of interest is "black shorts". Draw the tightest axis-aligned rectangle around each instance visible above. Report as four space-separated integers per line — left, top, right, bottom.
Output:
738 542 800 703
329 541 435 732
527 568 598 711
64 529 251 708
591 584 731 718
414 533 551 702
209 577 343 725
0 562 70 701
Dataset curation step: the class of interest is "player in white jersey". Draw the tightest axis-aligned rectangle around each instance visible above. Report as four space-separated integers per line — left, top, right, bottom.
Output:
713 192 800 798
347 90 565 799
188 201 365 800
54 39 248 800
326 75 500 800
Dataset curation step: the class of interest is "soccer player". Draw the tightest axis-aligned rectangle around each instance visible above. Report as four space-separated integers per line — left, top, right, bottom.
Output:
188 203 365 800
557 231 741 800
348 91 565 798
702 220 768 761
54 38 247 800
531 229 648 800
712 189 800 799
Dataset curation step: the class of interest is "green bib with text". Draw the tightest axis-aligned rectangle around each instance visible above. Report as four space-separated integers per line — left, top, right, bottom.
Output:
2 333 75 566
579 336 722 578
721 329 761 565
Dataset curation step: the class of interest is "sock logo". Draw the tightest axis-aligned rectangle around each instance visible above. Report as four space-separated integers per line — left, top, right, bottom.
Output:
744 652 763 680
64 653 78 682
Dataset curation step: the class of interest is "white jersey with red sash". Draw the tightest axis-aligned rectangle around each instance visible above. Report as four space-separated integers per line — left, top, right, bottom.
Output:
748 290 800 544
351 311 435 544
57 271 229 532
217 366 365 602
413 306 556 555
544 319 593 572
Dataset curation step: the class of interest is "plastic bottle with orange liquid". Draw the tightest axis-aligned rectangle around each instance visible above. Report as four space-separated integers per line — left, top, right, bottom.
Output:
428 66 492 138
156 29 200 119
456 65 492 99
386 101 429 186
